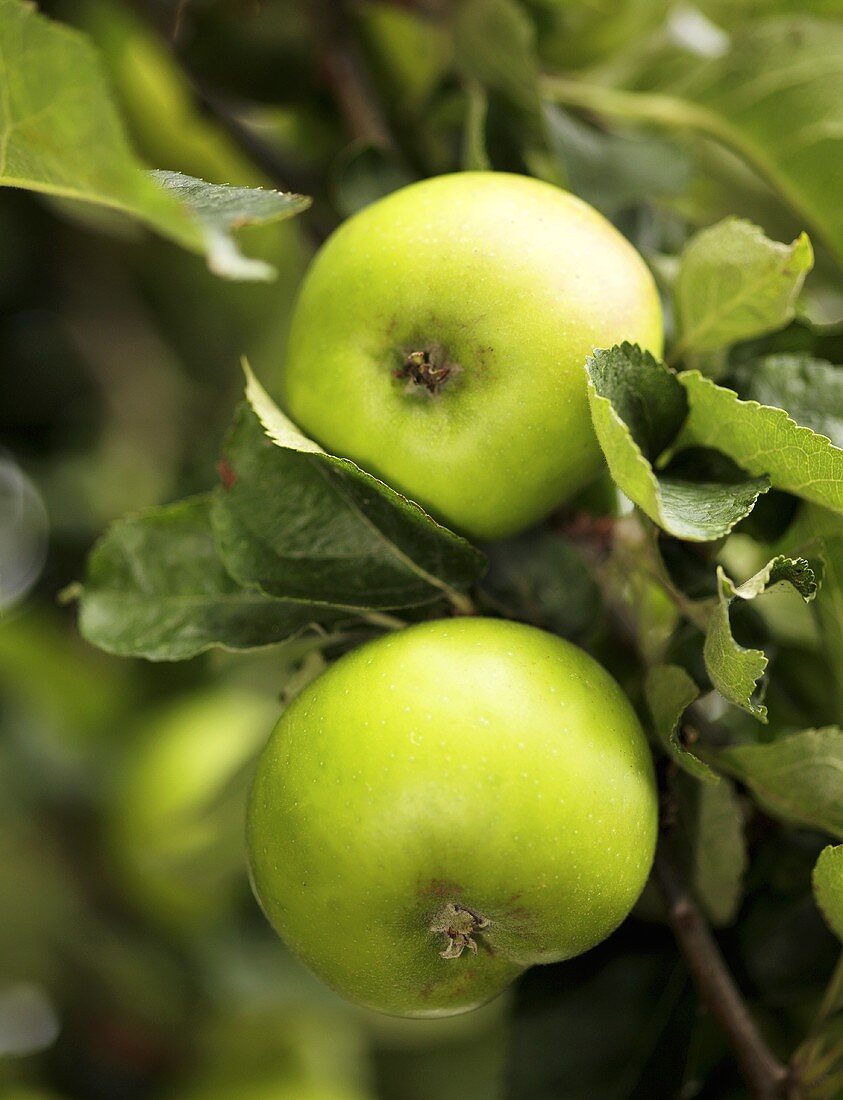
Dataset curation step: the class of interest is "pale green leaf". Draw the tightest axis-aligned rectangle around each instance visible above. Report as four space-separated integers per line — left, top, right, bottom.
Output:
779 504 843 716
587 345 770 541
680 370 843 514
0 0 193 243
813 845 843 940
704 557 817 718
673 219 812 358
675 771 746 927
0 0 309 279
542 18 843 266
716 727 843 838
704 566 768 720
733 355 843 449
451 0 540 111
729 554 820 602
645 664 717 781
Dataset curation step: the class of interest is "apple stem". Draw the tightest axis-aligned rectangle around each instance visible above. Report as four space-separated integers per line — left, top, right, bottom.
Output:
654 846 791 1099
305 0 396 152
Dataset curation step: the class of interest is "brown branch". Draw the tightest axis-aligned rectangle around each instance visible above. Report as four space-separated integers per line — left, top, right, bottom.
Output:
306 0 395 149
654 846 791 1099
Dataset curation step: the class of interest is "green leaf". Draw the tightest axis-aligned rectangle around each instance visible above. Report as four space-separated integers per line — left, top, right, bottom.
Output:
814 845 843 940
704 564 769 720
662 18 843 268
542 104 689 218
0 0 309 279
76 496 351 661
672 219 813 359
680 369 843 514
730 554 821 603
0 0 192 239
587 344 770 541
211 367 485 611
450 0 540 111
507 950 690 1100
481 531 601 641
150 171 311 282
645 664 717 781
329 141 415 218
704 558 817 719
675 771 747 927
732 355 843 450
716 727 843 838
544 18 843 267
783 505 843 715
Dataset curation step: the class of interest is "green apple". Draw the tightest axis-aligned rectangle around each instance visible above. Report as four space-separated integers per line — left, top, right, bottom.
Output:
177 1082 371 1100
281 172 662 542
248 618 658 1017
109 687 278 932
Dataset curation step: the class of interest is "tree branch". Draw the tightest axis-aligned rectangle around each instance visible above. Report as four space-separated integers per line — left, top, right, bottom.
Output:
654 846 790 1099
306 0 395 149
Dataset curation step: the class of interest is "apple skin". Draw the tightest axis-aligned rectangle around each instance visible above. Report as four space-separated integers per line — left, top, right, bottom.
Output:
177 1082 372 1100
281 172 662 542
109 688 278 932
247 618 658 1018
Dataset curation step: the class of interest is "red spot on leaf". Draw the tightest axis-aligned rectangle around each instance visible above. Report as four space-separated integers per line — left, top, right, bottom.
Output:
218 456 237 490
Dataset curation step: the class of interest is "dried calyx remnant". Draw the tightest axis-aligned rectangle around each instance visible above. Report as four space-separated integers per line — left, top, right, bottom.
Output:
395 346 459 395
430 902 490 959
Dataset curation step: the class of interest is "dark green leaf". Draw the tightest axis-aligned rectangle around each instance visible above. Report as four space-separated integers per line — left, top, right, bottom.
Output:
732 355 843 450
329 141 415 218
212 368 484 611
542 105 689 218
76 496 351 660
482 531 600 641
730 554 820 603
588 343 687 461
150 170 311 281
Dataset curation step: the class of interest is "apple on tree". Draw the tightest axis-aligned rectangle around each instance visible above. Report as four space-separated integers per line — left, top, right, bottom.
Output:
248 618 658 1018
281 171 662 541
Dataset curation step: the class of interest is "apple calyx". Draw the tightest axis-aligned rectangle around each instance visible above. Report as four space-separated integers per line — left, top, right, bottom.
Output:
430 902 490 959
396 346 458 395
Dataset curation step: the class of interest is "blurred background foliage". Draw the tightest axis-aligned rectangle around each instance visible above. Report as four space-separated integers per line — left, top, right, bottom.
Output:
1 1 842 1097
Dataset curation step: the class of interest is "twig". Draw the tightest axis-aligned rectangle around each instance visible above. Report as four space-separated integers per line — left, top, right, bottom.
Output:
654 846 790 1099
306 0 395 149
